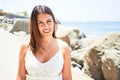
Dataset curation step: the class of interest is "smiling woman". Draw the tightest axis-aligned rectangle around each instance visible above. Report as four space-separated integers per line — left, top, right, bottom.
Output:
16 5 72 80
37 13 54 37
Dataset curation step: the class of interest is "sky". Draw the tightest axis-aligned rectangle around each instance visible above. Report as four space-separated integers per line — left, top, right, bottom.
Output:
0 0 120 22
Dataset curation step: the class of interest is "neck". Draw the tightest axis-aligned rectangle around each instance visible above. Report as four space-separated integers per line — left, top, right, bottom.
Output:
40 36 55 50
41 36 54 44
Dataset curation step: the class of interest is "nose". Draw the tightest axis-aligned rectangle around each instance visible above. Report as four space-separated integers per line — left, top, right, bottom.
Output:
44 23 48 28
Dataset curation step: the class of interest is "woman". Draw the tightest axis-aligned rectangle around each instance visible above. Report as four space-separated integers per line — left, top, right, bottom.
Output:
16 5 72 80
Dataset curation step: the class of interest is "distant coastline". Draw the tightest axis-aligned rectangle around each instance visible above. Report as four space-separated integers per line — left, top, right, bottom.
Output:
61 21 120 37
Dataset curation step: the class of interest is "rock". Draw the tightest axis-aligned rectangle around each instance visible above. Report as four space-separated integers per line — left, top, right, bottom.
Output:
71 48 89 67
70 39 80 50
102 50 120 80
79 32 86 39
71 61 82 69
83 32 120 80
84 47 105 80
56 24 79 46
71 65 94 80
10 19 29 34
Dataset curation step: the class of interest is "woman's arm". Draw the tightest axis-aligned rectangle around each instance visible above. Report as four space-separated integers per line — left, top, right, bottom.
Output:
16 42 28 80
62 43 72 80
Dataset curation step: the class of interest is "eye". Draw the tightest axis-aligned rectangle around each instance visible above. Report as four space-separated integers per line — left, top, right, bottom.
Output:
38 21 43 25
47 20 52 23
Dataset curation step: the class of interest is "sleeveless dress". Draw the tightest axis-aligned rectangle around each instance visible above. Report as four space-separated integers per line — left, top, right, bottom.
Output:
25 43 64 80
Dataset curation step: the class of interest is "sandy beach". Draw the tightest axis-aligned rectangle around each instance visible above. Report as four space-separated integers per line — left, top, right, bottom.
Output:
0 29 23 80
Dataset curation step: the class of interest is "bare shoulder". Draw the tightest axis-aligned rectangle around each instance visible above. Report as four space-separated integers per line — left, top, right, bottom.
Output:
20 40 29 51
19 40 29 59
57 39 70 53
57 39 69 47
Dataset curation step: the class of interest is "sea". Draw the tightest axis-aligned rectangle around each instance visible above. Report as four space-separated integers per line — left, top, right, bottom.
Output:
61 21 120 37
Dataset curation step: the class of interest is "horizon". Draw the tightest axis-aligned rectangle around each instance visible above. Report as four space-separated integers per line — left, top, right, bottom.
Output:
0 0 120 22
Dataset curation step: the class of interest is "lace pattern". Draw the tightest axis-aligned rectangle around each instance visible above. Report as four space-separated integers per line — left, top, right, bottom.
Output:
25 49 64 80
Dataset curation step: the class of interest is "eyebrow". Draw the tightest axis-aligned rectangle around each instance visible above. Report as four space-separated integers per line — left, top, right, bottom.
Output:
37 18 52 22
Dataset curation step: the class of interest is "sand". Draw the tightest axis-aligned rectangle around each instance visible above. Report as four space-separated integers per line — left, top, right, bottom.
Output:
0 29 22 80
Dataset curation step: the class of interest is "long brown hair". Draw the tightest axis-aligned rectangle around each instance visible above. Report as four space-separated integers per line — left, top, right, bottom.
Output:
29 5 57 54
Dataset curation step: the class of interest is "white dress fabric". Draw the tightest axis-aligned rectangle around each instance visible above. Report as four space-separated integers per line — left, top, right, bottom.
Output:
25 45 64 80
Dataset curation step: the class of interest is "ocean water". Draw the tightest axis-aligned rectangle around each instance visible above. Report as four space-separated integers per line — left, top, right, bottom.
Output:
61 21 120 37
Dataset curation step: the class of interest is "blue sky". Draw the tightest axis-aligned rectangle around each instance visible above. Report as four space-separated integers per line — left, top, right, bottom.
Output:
0 0 120 22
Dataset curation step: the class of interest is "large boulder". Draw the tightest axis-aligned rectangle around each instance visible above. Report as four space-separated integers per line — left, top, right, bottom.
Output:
102 50 120 80
56 24 80 46
83 32 120 80
10 19 29 34
70 38 95 50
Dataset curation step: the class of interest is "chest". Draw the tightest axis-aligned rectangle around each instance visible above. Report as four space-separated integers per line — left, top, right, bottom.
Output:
25 50 64 76
35 46 60 63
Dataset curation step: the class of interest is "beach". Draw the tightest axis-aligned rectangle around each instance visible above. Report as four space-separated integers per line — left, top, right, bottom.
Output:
1 1 120 79
0 30 18 80
0 17 120 80
0 25 93 80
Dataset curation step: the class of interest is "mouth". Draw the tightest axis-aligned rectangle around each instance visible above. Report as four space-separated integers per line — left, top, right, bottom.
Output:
43 29 50 33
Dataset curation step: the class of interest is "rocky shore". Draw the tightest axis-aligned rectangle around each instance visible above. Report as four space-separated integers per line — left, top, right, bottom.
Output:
0 13 120 80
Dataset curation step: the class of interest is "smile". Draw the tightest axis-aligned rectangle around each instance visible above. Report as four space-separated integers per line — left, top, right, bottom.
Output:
43 29 50 33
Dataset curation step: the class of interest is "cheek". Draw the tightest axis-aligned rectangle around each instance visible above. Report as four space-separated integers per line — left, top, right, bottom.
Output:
38 27 42 33
51 23 55 30
51 26 54 32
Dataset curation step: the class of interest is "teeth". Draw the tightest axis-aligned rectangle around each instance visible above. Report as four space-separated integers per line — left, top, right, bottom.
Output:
44 29 50 33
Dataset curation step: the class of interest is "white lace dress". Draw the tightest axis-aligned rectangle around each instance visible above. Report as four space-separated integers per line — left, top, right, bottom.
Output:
25 48 64 80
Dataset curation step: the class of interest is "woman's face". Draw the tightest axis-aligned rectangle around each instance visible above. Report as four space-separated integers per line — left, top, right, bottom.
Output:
37 13 54 37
